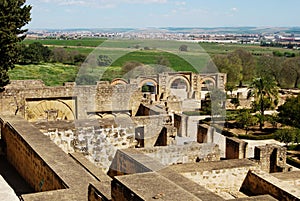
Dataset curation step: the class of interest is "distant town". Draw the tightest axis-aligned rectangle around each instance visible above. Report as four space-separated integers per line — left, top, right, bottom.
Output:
26 26 300 48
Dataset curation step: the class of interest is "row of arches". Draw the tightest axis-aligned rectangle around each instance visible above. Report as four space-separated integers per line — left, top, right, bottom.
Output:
110 76 216 93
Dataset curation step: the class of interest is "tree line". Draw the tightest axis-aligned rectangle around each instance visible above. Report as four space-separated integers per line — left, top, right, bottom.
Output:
211 49 300 89
18 42 86 65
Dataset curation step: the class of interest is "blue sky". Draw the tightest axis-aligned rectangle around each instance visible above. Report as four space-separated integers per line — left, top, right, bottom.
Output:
26 0 300 29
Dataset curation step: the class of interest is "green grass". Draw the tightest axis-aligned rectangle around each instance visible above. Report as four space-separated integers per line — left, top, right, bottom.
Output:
14 39 300 86
199 42 298 57
23 38 106 47
9 63 78 86
110 50 200 72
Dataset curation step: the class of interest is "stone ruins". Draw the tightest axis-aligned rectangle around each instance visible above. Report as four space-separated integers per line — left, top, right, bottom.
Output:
0 71 299 201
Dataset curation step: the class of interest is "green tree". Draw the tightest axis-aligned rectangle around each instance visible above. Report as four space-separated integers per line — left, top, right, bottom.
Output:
156 56 170 67
247 77 279 130
0 0 31 91
278 95 300 128
20 42 51 64
231 49 255 87
213 54 242 86
281 58 300 88
51 47 69 63
122 61 143 73
179 44 188 51
236 110 258 134
275 128 296 146
256 55 283 87
97 55 112 67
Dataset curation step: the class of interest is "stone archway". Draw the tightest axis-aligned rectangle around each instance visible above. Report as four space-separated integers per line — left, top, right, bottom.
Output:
200 77 216 91
26 99 75 122
139 79 158 102
138 79 158 92
111 78 128 86
168 75 191 100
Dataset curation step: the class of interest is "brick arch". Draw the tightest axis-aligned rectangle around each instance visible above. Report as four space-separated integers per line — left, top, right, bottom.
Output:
27 100 75 121
168 75 191 92
111 78 128 86
200 77 216 91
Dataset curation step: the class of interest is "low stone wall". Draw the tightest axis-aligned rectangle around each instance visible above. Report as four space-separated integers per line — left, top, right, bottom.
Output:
173 159 258 199
140 142 220 165
0 115 103 201
241 170 300 200
108 149 165 177
1 119 67 192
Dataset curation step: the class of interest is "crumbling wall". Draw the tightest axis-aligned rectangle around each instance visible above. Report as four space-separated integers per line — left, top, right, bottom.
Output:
254 144 287 173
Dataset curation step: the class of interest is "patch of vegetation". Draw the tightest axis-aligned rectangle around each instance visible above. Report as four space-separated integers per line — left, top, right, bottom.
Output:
9 63 78 86
110 50 198 72
23 38 106 47
237 133 276 140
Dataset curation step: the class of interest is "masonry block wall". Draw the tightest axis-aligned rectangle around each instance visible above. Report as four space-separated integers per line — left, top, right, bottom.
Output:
140 143 220 165
0 120 66 192
240 171 300 201
254 144 287 173
226 137 248 159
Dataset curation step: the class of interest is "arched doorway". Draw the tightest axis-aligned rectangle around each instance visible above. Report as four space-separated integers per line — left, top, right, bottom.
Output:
201 79 215 91
139 79 158 102
169 76 190 100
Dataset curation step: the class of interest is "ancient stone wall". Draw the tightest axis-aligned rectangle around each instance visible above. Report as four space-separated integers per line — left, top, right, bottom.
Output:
0 119 67 192
140 142 220 165
197 124 226 157
108 149 155 177
111 179 144 201
226 137 248 159
254 144 287 173
182 167 254 199
240 170 300 200
88 182 111 201
133 114 171 147
0 80 142 120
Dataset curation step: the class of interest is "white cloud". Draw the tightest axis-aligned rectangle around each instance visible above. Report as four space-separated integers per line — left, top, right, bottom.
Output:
231 7 238 12
175 1 186 6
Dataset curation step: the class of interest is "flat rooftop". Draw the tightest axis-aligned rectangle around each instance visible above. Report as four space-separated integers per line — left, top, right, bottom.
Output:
0 115 110 201
169 159 257 173
114 171 222 201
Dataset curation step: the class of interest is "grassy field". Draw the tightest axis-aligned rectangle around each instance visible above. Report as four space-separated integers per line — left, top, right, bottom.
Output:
199 42 297 56
13 38 299 86
10 63 78 86
23 38 106 47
